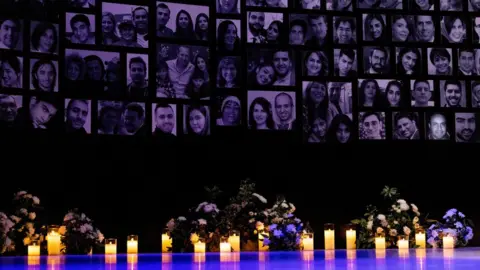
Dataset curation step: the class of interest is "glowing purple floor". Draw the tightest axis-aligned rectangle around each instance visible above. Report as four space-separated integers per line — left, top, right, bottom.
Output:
1 248 480 269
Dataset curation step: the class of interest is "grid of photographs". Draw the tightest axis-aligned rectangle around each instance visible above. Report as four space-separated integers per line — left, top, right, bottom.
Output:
0 0 479 143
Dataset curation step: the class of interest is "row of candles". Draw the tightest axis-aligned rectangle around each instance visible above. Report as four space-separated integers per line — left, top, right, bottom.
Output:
28 224 455 257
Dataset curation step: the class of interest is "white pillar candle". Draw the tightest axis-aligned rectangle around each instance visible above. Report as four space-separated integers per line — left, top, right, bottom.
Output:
415 232 426 248
398 238 409 249
161 233 172 253
47 231 61 255
127 236 138 254
375 237 386 249
346 229 356 250
220 242 231 252
228 233 240 252
324 229 335 250
443 236 454 249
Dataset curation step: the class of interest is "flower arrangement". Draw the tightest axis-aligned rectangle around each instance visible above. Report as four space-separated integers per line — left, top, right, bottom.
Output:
60 209 104 254
426 208 474 248
261 195 303 251
0 191 44 255
352 186 423 249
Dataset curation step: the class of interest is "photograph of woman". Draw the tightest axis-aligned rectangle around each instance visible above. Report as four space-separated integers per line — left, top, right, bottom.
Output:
391 15 414 42
303 51 329 77
247 96 274 130
363 14 387 42
30 58 58 92
217 0 240 14
358 79 384 109
216 95 241 127
217 56 240 89
101 12 120 45
428 48 452 75
441 16 466 44
217 19 241 54
248 91 296 131
326 114 354 143
156 2 210 41
30 21 58 54
383 80 404 107
396 47 422 75
184 105 210 136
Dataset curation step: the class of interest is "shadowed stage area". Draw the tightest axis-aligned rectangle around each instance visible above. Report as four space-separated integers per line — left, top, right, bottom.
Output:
1 248 480 269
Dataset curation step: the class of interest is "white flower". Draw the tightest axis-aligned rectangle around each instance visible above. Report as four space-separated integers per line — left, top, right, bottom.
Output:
273 229 283 238
281 202 289 208
196 202 208 212
32 196 40 205
399 203 410 211
263 211 269 216
178 216 186 221
0 212 7 219
396 209 401 213
459 212 465 218
389 229 398 236
97 230 104 242
403 226 411 236
432 230 438 238
397 199 407 205
249 218 255 223
20 208 28 216
367 221 373 230
411 204 418 212
64 213 74 222
249 212 254 216
252 193 267 203
25 194 32 199
5 237 12 247
368 215 374 221
413 217 419 224
28 213 36 220
377 214 386 221
394 220 399 225
427 237 437 248
294 218 301 223
80 213 86 220
455 222 463 229
269 224 277 231
198 219 207 225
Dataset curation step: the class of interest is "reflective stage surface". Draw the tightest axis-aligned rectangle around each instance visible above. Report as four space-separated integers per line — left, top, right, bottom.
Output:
1 248 480 269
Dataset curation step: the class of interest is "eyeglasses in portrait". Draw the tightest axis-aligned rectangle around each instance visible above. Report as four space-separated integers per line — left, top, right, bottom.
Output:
30 58 58 92
156 43 209 99
216 19 241 55
455 112 480 143
155 1 209 41
64 99 91 134
12 94 62 131
215 95 241 127
0 53 23 90
440 0 462 10
362 46 390 75
458 48 476 76
0 18 23 51
247 0 288 7
69 0 95 9
247 49 296 87
362 13 387 42
427 47 453 75
30 21 59 55
391 15 414 42
0 94 22 129
126 53 149 99
392 112 421 140
333 16 356 44
358 111 386 140
357 0 402 9
303 51 329 77
441 16 467 44
97 100 147 136
396 47 423 75
326 0 352 11
64 49 121 95
65 13 95 45
472 81 480 108
410 79 435 107
101 2 149 48
333 49 357 77
246 11 284 44
247 90 296 131
439 80 466 108
217 56 241 89
183 105 210 136
217 0 241 14
425 112 451 140
152 103 177 140
413 15 435 43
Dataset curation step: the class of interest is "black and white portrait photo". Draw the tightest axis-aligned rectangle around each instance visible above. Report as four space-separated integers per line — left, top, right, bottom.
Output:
247 49 296 87
358 0 402 8
414 15 435 43
217 0 241 14
0 53 22 89
217 56 240 89
152 103 177 140
246 11 284 44
30 58 58 92
64 49 121 95
440 0 462 11
441 16 466 44
303 51 329 77
407 0 434 10
363 46 390 75
0 18 22 51
392 112 421 140
97 100 147 136
427 48 453 75
305 15 329 47
247 90 296 130
30 21 59 54
472 81 480 108
217 19 241 54
358 79 384 108
155 2 209 41
381 79 404 107
69 0 95 8
126 53 149 99
327 114 354 143
156 43 209 99
333 16 356 44
410 79 434 107
326 0 352 10
455 113 480 143
473 17 480 44
334 48 357 77
362 14 387 42
247 0 288 7
65 13 95 45
458 49 476 76
299 0 321 9
470 0 480 11
358 111 386 140
396 47 423 75
101 2 149 48
391 15 414 42
0 94 22 129
13 94 62 131
440 80 466 108
184 105 210 136
216 95 241 127
289 14 310 45
65 99 91 134
425 112 451 140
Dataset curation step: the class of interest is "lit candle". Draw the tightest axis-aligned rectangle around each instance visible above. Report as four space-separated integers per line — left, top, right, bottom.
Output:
194 240 206 253
302 233 314 251
398 238 409 249
415 232 426 248
228 231 240 252
28 241 40 256
375 237 386 249
324 224 335 250
127 235 138 254
47 226 61 255
161 231 172 253
220 242 231 252
258 233 269 251
105 239 117 255
346 225 356 250
443 236 454 249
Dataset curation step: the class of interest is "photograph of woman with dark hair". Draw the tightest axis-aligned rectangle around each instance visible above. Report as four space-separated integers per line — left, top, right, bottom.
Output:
186 68 209 100
384 80 403 107
303 51 328 77
409 0 434 10
195 13 209 41
303 81 339 134
396 47 422 75
184 105 210 136
358 79 384 108
217 20 240 54
31 58 57 92
193 54 209 83
101 12 120 45
441 16 466 44
0 54 22 89
30 22 58 54
248 63 276 87
266 20 285 44
217 0 239 14
248 97 274 130
363 14 386 42
174 10 195 39
156 61 174 98
326 114 353 143
217 56 239 89
306 114 328 143
391 15 413 42
65 53 85 82
428 48 452 75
